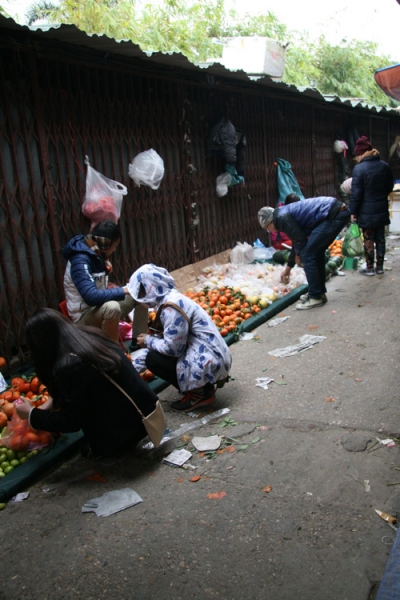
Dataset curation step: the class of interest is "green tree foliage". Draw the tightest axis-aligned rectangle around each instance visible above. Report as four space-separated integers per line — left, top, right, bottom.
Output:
18 0 399 107
315 37 397 107
282 32 398 107
25 0 226 61
220 12 288 42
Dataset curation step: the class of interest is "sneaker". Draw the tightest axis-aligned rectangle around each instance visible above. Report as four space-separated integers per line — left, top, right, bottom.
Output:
171 384 216 412
296 297 324 310
300 292 327 304
375 266 384 275
359 267 375 276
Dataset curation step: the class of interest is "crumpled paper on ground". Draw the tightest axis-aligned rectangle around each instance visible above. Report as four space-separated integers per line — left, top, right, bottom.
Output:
255 377 274 390
268 316 290 327
82 488 143 517
192 435 222 451
268 335 326 358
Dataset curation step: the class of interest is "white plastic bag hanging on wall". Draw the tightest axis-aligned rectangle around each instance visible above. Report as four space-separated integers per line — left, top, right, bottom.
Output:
128 149 164 190
216 172 232 197
82 156 127 229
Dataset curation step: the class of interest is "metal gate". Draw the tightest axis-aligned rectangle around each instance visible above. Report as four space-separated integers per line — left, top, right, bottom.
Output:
1 33 399 368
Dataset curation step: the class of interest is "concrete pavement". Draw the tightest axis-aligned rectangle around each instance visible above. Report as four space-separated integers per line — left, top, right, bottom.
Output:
1 239 400 600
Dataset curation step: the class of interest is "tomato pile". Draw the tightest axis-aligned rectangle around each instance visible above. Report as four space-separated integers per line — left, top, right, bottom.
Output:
0 375 49 416
0 374 53 478
182 286 270 337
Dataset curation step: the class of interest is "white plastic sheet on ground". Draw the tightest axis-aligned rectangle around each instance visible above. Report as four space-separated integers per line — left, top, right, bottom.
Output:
139 408 230 450
268 335 327 358
268 316 290 327
255 377 274 390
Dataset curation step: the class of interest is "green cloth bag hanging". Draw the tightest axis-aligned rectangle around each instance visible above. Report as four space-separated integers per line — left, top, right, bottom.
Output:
276 158 305 206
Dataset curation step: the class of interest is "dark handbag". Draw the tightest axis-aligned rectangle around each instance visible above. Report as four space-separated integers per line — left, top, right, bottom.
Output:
148 302 191 338
101 371 167 448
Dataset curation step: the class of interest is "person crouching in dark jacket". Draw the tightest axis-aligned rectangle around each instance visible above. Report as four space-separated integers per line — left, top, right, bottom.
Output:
63 220 146 343
258 197 350 310
350 136 393 276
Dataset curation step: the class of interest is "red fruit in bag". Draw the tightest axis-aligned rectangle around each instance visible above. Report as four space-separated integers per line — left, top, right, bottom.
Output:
82 196 119 224
38 431 52 445
25 431 40 444
9 435 29 452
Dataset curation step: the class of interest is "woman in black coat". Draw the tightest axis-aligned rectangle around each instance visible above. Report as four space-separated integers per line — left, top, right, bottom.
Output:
16 308 160 459
350 136 393 275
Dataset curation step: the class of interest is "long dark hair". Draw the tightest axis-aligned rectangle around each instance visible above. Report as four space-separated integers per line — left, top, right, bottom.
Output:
25 308 123 396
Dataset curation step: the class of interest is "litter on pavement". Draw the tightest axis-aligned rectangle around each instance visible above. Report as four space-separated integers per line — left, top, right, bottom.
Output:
82 488 143 517
140 408 230 450
162 448 192 467
268 316 290 327
268 334 327 357
191 435 222 451
255 377 275 390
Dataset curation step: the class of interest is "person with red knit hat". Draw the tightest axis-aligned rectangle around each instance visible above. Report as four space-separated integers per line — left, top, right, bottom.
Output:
350 136 394 275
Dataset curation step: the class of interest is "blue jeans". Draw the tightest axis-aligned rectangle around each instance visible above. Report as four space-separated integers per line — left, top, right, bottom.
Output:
300 209 350 298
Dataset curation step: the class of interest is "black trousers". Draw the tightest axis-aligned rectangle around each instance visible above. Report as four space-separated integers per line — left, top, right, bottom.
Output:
145 350 179 389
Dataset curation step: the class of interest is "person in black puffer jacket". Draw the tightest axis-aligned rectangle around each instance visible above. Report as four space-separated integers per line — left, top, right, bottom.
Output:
350 136 394 276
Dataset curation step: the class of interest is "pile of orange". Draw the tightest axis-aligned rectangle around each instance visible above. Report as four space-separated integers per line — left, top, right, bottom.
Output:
185 287 260 337
328 239 344 256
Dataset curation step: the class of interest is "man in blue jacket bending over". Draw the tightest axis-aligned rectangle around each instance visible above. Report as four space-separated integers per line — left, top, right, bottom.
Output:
63 220 146 342
258 197 350 310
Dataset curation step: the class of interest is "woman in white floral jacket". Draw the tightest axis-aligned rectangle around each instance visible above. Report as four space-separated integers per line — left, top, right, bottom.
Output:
128 264 232 412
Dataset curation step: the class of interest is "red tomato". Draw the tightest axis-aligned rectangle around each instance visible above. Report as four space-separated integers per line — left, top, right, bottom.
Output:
30 377 40 393
11 377 25 389
3 402 15 418
18 382 31 393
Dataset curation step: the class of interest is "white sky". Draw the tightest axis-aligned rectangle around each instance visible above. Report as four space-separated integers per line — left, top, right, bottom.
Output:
4 0 400 61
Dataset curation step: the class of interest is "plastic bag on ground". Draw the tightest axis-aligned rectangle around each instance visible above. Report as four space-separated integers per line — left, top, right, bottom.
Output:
128 149 164 189
82 156 127 229
230 242 254 264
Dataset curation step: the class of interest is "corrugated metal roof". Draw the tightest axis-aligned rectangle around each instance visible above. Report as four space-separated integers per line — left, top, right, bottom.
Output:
0 14 397 116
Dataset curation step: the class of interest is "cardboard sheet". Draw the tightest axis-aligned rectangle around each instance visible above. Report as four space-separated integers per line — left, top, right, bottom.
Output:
170 249 231 292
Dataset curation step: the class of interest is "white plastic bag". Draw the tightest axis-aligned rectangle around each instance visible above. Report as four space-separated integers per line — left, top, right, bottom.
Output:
216 172 232 197
82 156 127 229
253 246 275 260
230 242 254 264
128 149 164 189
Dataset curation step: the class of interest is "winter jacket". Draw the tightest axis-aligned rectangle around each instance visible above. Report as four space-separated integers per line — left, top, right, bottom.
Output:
128 264 232 392
207 117 247 175
63 235 125 322
273 197 342 254
349 151 393 229
29 350 159 458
